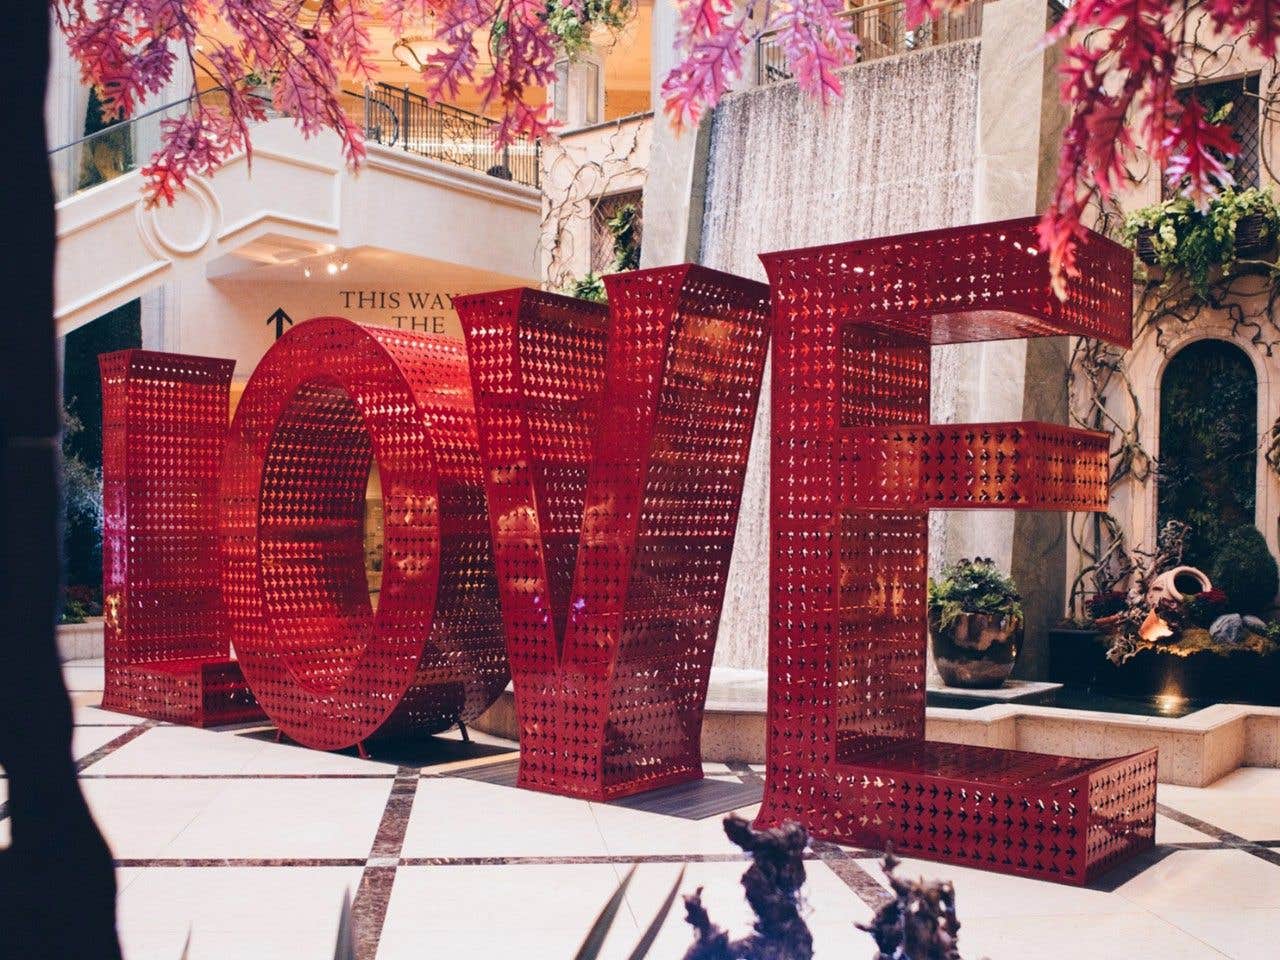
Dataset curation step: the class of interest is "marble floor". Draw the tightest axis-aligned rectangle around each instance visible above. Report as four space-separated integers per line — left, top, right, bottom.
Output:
3 659 1277 959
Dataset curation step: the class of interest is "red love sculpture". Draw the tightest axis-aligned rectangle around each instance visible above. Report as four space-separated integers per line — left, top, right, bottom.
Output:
219 318 506 751
457 265 770 800
758 217 1157 885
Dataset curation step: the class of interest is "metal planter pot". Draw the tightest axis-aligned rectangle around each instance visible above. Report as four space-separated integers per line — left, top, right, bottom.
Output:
929 611 1023 688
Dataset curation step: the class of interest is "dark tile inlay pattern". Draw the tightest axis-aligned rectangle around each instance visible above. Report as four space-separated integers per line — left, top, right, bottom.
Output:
442 757 521 787
76 719 157 773
1156 802 1280 867
1 719 156 825
79 773 396 780
114 858 370 868
352 766 419 960
57 708 1277 957
610 776 762 820
810 839 894 910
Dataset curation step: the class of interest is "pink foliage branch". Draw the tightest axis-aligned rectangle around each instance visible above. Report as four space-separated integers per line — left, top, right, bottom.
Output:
54 0 375 205
662 0 1275 297
661 0 862 132
52 0 563 205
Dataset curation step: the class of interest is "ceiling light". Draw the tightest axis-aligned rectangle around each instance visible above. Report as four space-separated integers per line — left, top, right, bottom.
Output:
392 28 441 71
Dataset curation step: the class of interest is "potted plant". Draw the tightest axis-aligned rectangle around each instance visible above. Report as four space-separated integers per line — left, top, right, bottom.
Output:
927 558 1023 688
1124 187 1280 297
1059 521 1280 705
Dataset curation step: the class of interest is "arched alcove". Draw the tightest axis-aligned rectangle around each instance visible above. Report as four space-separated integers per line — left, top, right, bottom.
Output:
1158 339 1258 567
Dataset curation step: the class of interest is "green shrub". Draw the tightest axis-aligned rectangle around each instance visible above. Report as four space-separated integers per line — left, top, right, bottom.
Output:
1123 186 1280 299
927 557 1022 632
567 273 607 303
1211 525 1279 615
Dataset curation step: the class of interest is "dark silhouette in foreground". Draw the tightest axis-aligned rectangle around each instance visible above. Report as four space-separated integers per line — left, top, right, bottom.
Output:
858 850 964 960
681 814 813 960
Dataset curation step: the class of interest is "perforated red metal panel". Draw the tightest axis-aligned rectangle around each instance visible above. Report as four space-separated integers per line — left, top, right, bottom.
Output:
99 350 262 726
844 421 1111 511
457 265 770 800
757 219 1156 885
766 216 1133 348
220 318 506 751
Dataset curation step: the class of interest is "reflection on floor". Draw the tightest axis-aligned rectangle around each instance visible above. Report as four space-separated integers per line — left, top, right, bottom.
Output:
1 659 1275 959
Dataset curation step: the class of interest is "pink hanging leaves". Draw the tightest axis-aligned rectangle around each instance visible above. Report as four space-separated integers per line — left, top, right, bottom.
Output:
661 0 1270 298
774 0 860 105
54 0 378 206
662 0 862 131
1163 95 1239 207
52 0 562 204
661 5 751 131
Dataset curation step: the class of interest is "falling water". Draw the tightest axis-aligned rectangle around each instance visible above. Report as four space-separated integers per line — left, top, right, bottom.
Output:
701 40 981 671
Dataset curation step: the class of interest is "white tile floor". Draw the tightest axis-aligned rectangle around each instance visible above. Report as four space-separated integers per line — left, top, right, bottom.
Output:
2 659 1277 959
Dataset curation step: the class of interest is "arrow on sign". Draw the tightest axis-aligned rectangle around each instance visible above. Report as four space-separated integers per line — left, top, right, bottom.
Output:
267 307 294 340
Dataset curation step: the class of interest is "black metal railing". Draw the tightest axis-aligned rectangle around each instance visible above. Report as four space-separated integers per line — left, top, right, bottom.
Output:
344 83 541 189
757 0 984 85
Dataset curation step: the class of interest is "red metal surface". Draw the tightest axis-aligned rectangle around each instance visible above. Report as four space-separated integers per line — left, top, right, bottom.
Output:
844 421 1111 511
99 350 262 725
457 265 770 800
757 219 1156 885
763 216 1133 348
220 318 506 751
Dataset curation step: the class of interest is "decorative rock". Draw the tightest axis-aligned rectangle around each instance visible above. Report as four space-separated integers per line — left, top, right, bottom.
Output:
1210 613 1246 646
1244 615 1268 633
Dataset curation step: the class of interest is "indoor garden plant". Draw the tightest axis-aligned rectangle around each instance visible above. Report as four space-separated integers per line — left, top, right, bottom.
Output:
1124 186 1280 298
927 558 1024 688
1053 521 1280 704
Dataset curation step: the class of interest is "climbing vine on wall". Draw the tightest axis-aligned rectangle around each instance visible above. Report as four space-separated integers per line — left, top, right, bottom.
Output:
1067 205 1280 618
539 117 648 292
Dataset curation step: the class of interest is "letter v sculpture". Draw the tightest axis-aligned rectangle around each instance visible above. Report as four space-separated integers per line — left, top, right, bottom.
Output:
457 265 770 801
758 217 1158 885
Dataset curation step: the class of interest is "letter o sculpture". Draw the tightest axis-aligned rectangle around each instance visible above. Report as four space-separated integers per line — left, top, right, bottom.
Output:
220 318 507 750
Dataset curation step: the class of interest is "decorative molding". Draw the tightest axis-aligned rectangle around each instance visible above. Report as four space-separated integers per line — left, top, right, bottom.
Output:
136 174 220 256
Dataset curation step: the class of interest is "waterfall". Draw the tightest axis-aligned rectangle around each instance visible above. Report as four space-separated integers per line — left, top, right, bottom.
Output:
701 40 982 671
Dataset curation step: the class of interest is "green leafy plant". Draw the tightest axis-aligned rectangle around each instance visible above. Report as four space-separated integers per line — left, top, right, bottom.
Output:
1184 587 1229 627
1210 524 1279 616
545 0 633 59
60 402 102 624
1123 187 1280 299
927 558 1022 633
1157 339 1257 568
608 202 640 271
567 272 607 303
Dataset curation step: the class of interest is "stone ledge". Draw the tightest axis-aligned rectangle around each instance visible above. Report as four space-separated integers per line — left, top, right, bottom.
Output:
57 617 104 661
471 669 1280 787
